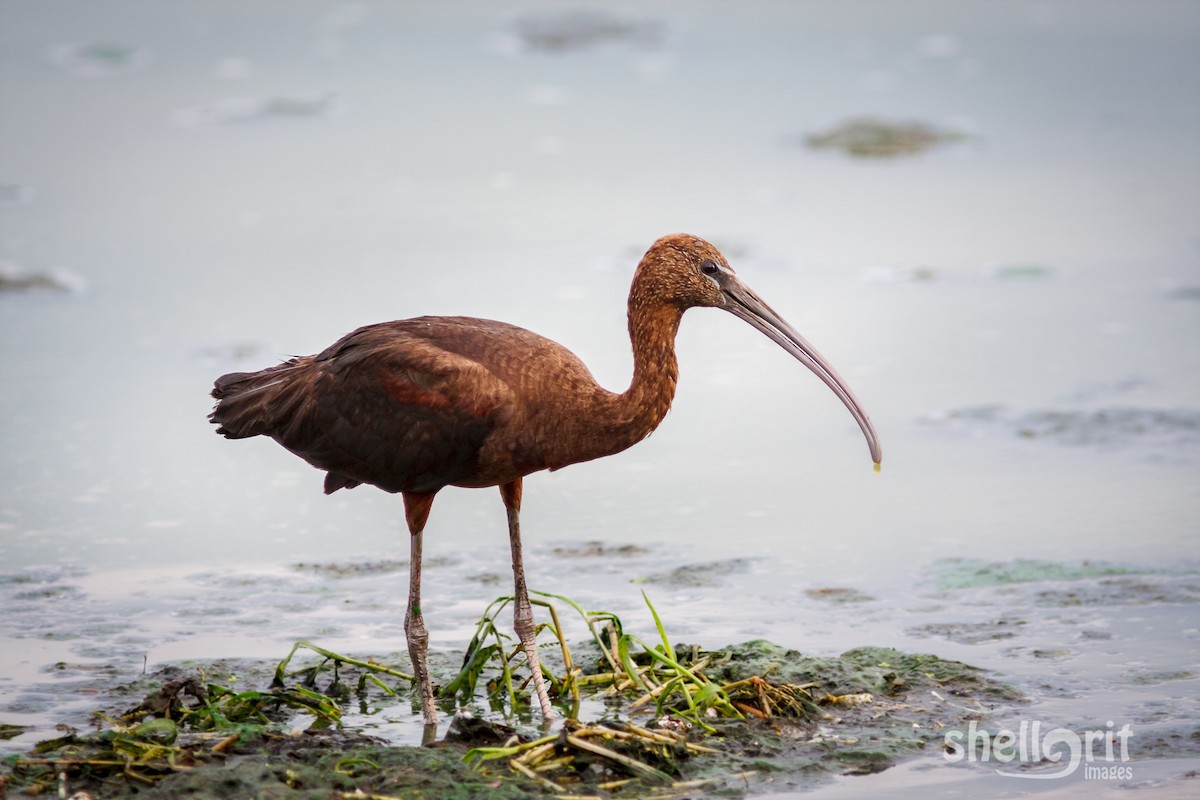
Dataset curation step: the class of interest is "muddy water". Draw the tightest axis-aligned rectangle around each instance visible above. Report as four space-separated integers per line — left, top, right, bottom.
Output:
2 0 1198 794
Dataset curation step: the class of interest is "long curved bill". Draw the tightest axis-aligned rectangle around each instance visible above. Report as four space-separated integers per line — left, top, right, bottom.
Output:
719 273 882 467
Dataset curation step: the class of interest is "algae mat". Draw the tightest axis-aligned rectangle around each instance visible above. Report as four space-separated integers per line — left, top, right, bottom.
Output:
1 640 1022 798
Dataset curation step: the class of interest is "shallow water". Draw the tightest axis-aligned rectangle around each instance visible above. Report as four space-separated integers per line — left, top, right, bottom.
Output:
1 0 1198 795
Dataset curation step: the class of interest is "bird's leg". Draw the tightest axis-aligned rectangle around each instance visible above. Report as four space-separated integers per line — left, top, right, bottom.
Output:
402 491 438 733
500 479 556 720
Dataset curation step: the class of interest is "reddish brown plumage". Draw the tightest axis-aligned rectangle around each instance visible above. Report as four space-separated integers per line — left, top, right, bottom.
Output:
210 234 729 495
209 233 881 727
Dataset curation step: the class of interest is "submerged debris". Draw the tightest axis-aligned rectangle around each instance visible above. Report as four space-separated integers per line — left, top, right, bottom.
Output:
173 92 339 128
1164 283 1200 301
509 11 663 53
909 617 1028 644
552 540 649 558
921 404 1200 457
293 558 410 578
0 183 32 206
906 557 1200 683
805 586 875 604
1032 575 1200 608
292 554 459 578
633 557 755 587
0 264 82 294
803 116 970 158
49 42 150 77
930 557 1153 591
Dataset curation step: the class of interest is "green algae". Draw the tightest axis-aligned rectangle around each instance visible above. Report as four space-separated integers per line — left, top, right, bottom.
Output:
1129 669 1194 686
4 640 1023 798
137 737 540 800
931 558 1156 591
0 723 28 741
803 117 972 159
2 591 1028 798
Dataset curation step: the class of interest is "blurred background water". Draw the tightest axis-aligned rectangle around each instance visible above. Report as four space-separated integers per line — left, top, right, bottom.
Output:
1 0 1198 792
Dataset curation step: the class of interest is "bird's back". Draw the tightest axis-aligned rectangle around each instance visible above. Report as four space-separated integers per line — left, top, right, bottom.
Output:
210 316 607 493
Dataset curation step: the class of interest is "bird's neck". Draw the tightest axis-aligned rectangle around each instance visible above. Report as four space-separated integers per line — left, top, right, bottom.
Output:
606 299 683 450
525 286 686 475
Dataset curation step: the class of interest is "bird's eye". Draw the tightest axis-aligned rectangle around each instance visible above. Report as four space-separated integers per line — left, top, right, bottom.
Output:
700 260 720 276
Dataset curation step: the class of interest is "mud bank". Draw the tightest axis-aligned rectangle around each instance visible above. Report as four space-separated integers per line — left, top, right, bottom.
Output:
2 638 1022 798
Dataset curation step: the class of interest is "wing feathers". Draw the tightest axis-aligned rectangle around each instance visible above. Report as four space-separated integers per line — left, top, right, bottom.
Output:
209 321 514 493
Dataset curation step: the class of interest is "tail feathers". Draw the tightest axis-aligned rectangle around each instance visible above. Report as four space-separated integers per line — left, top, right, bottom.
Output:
212 359 362 494
209 360 308 440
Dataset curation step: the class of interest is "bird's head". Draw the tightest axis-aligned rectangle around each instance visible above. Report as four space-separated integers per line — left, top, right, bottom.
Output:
632 233 732 310
634 233 883 468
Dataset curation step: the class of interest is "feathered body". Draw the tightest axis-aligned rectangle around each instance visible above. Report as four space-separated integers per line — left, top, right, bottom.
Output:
208 234 880 729
209 235 711 497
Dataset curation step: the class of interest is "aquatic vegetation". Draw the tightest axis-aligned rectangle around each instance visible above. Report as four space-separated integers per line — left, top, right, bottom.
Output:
1 593 1022 798
0 723 27 741
802 117 972 159
930 557 1155 591
992 263 1054 279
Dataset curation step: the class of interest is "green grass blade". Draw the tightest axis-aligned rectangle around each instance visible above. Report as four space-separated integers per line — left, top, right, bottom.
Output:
641 591 675 662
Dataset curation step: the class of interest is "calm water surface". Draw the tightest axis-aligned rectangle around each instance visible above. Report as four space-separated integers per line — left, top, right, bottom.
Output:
1 1 1198 794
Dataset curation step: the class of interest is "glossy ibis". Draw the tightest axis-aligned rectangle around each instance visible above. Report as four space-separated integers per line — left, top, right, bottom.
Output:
209 233 881 729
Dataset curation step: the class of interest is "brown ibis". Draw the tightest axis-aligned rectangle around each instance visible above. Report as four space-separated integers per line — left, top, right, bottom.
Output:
209 233 881 729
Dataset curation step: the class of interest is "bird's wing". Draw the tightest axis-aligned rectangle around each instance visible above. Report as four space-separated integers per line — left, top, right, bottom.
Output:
264 322 516 494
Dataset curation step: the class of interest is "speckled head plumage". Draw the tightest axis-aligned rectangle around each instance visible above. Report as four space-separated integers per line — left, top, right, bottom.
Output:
630 233 733 311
